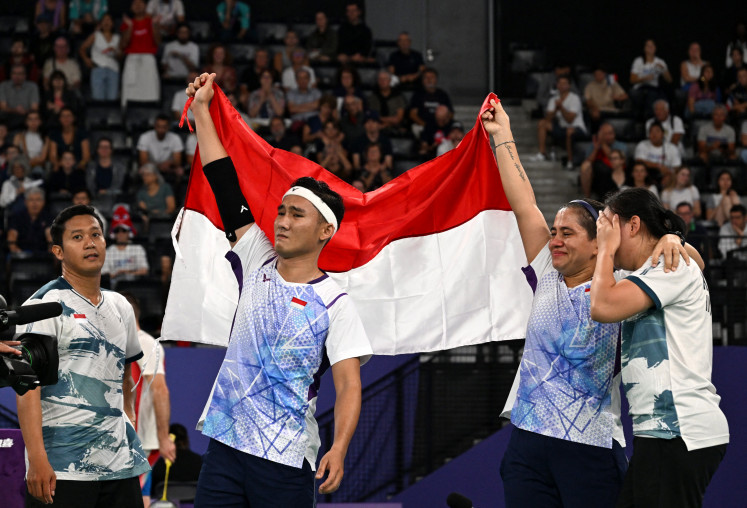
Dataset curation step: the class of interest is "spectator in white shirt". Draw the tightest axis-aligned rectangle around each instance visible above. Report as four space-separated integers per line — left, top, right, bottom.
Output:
634 121 680 187
534 75 587 168
645 99 685 152
146 0 185 37
137 114 184 181
161 22 198 79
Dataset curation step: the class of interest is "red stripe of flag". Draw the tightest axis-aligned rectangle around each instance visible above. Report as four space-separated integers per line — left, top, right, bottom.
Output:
73 314 86 318
291 297 307 307
183 88 510 273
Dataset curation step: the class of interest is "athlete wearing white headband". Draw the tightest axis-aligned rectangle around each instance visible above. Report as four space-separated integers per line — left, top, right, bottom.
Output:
283 185 339 235
186 72 372 508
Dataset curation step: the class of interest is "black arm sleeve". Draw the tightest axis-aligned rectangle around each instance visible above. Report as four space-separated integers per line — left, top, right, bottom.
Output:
202 157 254 242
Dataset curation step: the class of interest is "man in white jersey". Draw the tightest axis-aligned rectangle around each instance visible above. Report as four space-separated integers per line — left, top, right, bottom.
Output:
17 205 150 507
121 292 176 508
187 72 373 508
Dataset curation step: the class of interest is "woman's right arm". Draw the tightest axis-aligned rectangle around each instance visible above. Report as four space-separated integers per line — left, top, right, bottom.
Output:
481 99 550 263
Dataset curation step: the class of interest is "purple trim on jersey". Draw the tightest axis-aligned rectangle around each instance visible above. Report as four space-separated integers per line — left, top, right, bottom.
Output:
522 265 538 294
261 255 278 268
308 272 329 284
326 293 348 309
307 350 330 401
225 251 244 294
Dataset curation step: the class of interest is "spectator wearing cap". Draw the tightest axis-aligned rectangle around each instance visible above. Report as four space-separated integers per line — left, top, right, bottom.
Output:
419 104 453 156
307 11 338 62
161 22 199 79
387 32 425 86
436 122 465 157
120 0 161 106
281 48 316 92
102 205 149 288
0 65 40 130
368 70 407 135
42 37 82 90
337 2 374 64
7 186 52 254
351 111 392 170
583 65 628 128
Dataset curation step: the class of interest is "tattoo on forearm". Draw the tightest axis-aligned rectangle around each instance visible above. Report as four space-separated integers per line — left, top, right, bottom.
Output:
514 163 526 181
505 144 515 160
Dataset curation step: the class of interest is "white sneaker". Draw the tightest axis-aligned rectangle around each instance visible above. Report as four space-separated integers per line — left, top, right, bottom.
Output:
529 152 547 162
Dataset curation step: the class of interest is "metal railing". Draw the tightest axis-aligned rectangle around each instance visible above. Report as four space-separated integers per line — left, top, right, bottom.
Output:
315 340 524 503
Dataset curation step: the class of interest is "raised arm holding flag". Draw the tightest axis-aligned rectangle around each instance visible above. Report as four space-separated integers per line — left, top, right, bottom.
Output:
186 73 373 507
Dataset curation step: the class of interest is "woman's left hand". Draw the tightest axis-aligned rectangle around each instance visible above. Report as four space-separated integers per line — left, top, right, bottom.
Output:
651 234 690 272
596 211 621 254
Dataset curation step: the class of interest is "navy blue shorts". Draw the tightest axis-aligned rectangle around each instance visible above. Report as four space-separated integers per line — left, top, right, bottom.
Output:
500 427 628 508
194 438 316 508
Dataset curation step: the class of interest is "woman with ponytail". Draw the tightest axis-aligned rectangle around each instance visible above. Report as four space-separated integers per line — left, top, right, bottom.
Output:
591 187 728 508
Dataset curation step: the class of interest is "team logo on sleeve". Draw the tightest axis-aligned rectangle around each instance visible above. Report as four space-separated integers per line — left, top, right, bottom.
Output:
290 297 307 311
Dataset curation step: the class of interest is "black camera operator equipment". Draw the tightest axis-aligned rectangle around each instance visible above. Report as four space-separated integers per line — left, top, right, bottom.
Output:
0 296 63 395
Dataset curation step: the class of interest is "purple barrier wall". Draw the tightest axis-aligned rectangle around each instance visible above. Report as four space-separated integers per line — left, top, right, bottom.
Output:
0 429 26 508
0 347 416 455
392 347 747 508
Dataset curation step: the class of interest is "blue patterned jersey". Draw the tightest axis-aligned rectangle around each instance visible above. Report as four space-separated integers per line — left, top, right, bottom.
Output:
507 246 625 449
200 225 372 468
21 278 150 480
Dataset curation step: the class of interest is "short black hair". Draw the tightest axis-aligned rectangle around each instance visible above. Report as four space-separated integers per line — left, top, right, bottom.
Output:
73 188 93 200
51 205 104 247
97 136 112 148
731 204 747 216
649 121 664 133
562 199 604 239
675 201 693 212
120 292 141 322
155 113 171 124
289 177 345 227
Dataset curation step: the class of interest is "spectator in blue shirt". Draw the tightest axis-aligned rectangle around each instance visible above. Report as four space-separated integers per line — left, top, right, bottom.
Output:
217 0 250 42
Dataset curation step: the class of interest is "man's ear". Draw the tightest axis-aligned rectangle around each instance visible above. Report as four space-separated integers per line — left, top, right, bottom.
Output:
51 244 63 261
319 223 335 243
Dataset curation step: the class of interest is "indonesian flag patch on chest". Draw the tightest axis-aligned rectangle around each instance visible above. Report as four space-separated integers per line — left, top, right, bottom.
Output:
73 313 87 323
290 297 307 310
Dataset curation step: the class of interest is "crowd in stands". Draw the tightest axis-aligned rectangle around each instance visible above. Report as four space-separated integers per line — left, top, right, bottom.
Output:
0 1 460 328
528 24 747 265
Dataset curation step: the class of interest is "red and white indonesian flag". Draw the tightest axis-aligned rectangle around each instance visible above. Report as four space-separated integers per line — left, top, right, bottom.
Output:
162 88 533 354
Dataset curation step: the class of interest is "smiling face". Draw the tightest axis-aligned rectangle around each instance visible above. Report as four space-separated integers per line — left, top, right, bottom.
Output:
274 195 330 258
549 208 598 276
53 214 106 276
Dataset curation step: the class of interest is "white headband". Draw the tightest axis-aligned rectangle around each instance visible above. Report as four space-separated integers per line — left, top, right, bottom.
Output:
282 186 338 235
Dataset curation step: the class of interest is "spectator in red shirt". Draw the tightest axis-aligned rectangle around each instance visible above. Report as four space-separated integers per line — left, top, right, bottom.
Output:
120 0 161 106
